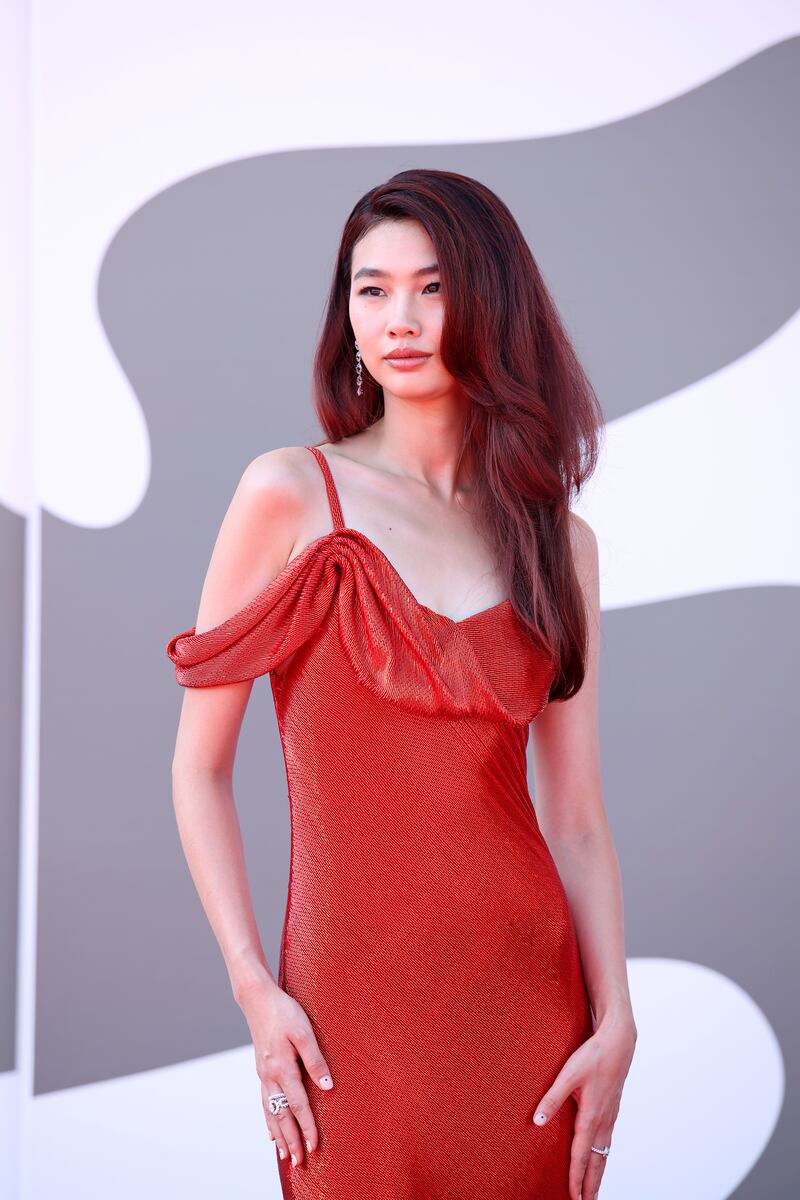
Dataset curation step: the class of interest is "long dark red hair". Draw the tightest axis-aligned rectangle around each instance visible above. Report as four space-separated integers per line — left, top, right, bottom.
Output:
312 168 604 700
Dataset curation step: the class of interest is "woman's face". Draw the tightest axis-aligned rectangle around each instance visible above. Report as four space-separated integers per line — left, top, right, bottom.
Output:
348 218 462 404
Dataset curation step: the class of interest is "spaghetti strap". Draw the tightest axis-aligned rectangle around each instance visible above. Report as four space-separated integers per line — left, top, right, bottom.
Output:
305 444 346 532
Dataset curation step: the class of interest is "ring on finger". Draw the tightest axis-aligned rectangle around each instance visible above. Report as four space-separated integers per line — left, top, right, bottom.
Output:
268 1090 290 1116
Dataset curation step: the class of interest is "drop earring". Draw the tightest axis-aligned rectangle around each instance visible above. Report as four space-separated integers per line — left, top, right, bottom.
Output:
354 339 363 396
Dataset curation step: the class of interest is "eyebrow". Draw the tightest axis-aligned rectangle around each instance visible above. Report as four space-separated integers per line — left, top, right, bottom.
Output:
352 263 439 281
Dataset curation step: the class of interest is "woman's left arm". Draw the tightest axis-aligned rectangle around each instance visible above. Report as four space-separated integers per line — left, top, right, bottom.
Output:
529 512 637 1200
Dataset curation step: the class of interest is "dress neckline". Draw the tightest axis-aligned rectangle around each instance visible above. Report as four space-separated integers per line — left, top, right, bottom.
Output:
305 444 512 628
167 521 555 723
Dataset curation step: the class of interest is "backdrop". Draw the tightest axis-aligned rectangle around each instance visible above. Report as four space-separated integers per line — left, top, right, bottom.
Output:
2 3 799 1197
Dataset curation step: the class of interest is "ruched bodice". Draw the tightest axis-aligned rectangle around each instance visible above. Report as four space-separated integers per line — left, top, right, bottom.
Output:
165 444 592 1199
166 524 556 724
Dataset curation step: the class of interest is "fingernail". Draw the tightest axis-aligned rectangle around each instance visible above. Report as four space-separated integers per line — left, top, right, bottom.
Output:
305 1139 312 1153
534 1111 548 1125
291 1153 297 1166
320 1075 333 1088
278 1147 285 1159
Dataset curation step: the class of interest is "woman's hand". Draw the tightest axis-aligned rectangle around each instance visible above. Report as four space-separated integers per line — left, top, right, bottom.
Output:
532 1015 637 1200
237 978 335 1168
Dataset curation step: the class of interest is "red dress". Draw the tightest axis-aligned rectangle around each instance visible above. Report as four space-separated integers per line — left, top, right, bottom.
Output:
166 443 594 1198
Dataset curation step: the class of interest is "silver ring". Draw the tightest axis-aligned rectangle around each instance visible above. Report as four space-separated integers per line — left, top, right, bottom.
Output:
268 1090 290 1115
591 1144 610 1157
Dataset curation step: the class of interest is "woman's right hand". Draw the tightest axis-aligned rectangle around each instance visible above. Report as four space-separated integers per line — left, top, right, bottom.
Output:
237 978 335 1167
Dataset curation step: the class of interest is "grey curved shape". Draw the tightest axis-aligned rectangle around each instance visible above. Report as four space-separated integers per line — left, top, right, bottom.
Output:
33 36 799 1196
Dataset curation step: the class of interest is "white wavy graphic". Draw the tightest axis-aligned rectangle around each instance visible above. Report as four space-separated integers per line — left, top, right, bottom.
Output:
3 959 784 1200
575 306 800 607
611 959 785 1199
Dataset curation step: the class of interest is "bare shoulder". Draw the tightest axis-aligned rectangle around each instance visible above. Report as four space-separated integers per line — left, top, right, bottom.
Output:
225 441 336 567
237 444 320 514
566 510 596 555
566 510 598 584
192 444 323 635
565 512 600 642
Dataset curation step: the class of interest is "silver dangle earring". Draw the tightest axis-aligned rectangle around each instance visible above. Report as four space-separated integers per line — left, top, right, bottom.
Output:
354 339 363 396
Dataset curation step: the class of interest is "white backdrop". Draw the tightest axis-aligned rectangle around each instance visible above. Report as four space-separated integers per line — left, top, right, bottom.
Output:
3 3 799 1198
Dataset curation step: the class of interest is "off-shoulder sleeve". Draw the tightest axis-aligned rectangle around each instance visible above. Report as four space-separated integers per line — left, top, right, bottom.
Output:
165 529 556 722
165 537 339 687
165 616 281 687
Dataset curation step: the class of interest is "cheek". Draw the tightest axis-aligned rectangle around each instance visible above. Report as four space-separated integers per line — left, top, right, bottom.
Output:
350 311 383 349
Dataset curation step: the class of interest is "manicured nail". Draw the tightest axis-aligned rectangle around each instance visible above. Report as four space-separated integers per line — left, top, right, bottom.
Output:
278 1147 285 1159
320 1075 333 1088
534 1111 548 1125
291 1153 297 1166
305 1139 312 1153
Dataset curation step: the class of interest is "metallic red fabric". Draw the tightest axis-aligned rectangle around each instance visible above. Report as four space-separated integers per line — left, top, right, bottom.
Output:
166 444 594 1198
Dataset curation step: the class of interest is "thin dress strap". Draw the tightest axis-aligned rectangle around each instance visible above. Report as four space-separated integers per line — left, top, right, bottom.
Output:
305 444 346 532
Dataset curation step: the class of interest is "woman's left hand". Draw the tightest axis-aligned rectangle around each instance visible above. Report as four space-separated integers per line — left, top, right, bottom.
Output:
532 1015 637 1200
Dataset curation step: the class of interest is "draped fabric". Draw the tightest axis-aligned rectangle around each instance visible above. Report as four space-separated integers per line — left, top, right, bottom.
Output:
166 445 593 1198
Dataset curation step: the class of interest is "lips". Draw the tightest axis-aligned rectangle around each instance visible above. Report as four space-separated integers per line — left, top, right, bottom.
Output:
384 352 432 360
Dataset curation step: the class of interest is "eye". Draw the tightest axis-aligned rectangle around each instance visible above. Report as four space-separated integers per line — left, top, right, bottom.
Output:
357 282 442 296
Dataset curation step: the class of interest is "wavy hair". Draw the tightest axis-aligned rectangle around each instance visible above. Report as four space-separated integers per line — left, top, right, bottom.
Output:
311 168 604 700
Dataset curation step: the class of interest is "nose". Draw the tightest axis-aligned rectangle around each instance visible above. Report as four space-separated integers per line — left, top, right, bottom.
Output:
385 302 421 338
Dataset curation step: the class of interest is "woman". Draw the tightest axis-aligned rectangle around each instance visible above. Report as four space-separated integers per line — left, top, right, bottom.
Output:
166 168 637 1200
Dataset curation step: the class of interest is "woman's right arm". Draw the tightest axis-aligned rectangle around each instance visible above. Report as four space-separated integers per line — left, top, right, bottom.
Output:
170 447 335 1168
